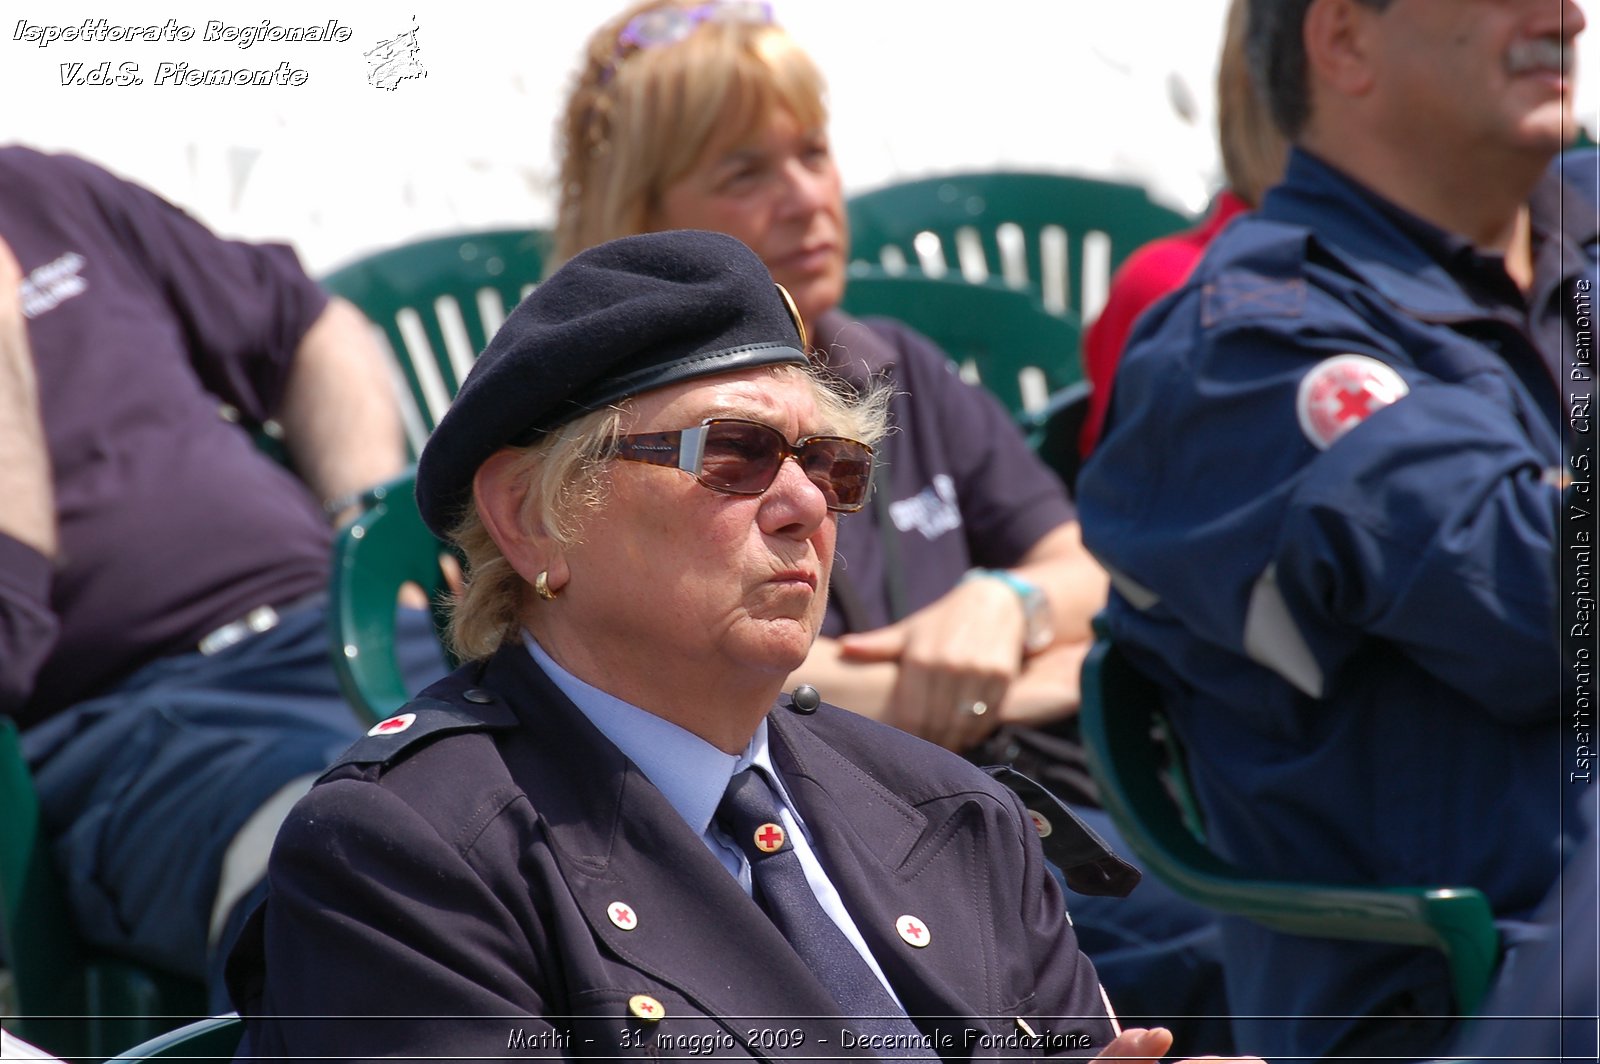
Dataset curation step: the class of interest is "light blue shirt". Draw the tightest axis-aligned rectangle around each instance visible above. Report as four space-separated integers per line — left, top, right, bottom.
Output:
523 633 899 1000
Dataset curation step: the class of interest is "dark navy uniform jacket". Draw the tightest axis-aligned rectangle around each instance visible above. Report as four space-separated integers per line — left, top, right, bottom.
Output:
227 644 1116 1061
1076 148 1598 1059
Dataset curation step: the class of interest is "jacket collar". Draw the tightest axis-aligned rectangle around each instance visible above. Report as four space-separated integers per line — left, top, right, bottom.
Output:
1261 147 1582 321
473 646 898 1057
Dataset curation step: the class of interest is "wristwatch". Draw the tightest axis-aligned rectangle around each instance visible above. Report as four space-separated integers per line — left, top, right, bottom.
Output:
964 568 1054 654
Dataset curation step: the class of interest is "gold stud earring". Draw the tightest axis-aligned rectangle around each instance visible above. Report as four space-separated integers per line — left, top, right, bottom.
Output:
535 571 560 601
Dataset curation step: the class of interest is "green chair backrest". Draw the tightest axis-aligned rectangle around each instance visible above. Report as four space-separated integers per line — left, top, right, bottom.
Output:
838 269 1083 419
1021 380 1092 498
0 719 206 1061
102 1013 242 1063
846 171 1192 323
328 471 451 725
1077 635 1499 1016
321 229 550 452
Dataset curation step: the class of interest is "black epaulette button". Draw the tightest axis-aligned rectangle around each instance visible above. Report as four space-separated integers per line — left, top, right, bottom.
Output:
463 688 496 704
789 684 820 713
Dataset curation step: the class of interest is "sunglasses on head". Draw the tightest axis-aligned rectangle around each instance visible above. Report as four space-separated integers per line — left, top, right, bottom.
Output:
607 1 774 79
612 417 874 513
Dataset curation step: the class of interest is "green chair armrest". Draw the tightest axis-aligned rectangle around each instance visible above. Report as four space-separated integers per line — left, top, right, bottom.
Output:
103 1013 242 1063
1079 638 1499 1016
328 471 451 725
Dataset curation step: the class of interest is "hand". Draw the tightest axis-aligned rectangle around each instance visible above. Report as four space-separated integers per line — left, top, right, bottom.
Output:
1096 1026 1267 1064
0 234 25 346
837 576 1027 750
996 639 1091 728
1097 1028 1173 1062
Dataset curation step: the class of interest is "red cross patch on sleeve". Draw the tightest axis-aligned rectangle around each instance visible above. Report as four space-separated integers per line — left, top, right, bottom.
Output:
1295 354 1410 450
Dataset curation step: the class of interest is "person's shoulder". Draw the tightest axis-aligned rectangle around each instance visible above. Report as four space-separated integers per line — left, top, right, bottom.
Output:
1119 211 1318 375
0 145 104 198
308 672 526 832
820 307 963 376
791 700 1016 807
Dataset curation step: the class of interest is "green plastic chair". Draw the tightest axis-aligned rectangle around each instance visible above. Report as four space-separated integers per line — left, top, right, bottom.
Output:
1021 380 1092 498
0 719 207 1061
839 269 1084 420
102 1013 241 1062
321 229 550 452
846 171 1192 323
328 471 452 725
1077 635 1500 1016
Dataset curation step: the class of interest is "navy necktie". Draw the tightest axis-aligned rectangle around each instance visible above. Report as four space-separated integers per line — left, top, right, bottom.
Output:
717 768 935 1059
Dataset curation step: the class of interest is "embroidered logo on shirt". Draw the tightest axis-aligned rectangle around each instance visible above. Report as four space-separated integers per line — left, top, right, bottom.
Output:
888 474 962 540
21 252 88 319
1295 354 1410 450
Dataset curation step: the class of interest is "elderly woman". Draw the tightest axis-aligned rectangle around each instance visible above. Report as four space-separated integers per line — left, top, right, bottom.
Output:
549 7 1239 1053
225 231 1213 1062
555 0 1107 789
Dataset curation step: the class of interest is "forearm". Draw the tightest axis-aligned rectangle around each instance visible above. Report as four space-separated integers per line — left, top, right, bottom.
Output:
0 240 60 711
997 639 1091 727
279 298 406 521
1010 522 1109 645
0 250 54 558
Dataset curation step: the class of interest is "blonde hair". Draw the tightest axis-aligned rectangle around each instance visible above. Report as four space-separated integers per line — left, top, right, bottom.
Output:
1217 0 1289 207
554 0 830 267
445 364 890 661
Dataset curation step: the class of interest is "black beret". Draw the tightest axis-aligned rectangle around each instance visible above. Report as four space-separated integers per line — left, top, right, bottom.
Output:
415 230 809 536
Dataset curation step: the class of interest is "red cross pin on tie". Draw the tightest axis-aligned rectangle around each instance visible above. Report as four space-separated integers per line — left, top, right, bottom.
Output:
895 914 930 948
754 822 786 853
607 901 638 931
365 712 415 737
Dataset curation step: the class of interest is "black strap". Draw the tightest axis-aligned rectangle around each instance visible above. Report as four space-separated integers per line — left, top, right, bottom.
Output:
871 462 908 622
984 765 1142 898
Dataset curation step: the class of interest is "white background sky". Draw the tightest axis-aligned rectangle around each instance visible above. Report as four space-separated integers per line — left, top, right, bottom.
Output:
5 1 1598 274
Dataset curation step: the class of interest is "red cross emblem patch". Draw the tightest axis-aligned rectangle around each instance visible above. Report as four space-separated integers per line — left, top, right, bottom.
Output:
895 914 931 947
607 901 638 931
754 822 786 853
1296 354 1409 450
366 712 416 737
1028 809 1053 838
628 993 665 1021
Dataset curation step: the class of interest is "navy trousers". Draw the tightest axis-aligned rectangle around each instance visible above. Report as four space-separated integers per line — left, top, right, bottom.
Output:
22 598 446 1011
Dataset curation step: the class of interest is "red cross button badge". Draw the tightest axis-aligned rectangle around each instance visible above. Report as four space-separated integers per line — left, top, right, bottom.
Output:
628 994 665 1021
366 712 416 737
754 822 786 853
895 914 931 948
1027 809 1053 838
607 901 639 931
1296 354 1409 451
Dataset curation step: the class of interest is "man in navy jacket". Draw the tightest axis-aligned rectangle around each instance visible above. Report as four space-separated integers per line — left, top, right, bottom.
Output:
1078 1 1596 1059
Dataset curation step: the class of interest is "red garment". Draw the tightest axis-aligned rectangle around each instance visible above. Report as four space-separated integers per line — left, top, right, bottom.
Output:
1078 191 1251 457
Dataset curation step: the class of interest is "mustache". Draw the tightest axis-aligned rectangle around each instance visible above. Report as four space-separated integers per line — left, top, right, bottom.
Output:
1506 36 1576 76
